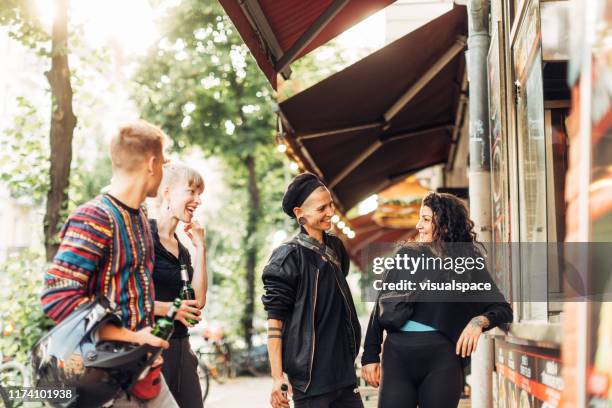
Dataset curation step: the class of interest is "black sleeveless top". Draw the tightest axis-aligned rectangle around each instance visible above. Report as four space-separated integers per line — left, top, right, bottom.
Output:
149 219 194 339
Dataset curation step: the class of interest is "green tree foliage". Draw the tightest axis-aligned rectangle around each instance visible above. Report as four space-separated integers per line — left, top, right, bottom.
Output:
0 97 50 204
0 96 112 212
133 0 287 348
0 251 54 365
0 0 48 53
134 1 274 159
0 5 113 371
0 0 117 242
0 0 77 261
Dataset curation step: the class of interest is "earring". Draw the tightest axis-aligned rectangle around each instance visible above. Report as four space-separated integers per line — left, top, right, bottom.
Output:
298 217 306 226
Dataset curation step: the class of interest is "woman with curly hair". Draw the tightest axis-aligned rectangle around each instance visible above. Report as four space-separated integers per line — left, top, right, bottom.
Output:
361 192 512 408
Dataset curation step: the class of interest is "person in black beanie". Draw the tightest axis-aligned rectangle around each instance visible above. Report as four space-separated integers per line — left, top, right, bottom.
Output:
262 172 363 408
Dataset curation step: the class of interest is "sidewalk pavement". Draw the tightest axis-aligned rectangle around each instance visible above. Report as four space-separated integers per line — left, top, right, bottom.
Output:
205 376 271 408
203 376 471 407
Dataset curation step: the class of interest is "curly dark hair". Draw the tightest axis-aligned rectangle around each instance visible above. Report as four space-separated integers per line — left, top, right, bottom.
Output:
420 192 485 281
421 192 478 244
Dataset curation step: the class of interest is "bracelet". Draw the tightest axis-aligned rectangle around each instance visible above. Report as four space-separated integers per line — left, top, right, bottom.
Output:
268 335 282 339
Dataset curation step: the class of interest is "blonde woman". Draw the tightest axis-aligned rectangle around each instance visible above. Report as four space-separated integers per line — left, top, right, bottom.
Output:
151 163 207 408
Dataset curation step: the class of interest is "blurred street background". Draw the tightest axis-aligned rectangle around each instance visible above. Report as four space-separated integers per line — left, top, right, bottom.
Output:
0 0 610 407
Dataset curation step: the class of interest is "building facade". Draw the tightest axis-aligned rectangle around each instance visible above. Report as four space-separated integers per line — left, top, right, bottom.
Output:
483 0 611 407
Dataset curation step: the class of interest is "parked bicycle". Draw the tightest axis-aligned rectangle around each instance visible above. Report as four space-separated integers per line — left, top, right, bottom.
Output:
189 323 234 403
0 354 31 408
195 361 211 403
194 325 234 383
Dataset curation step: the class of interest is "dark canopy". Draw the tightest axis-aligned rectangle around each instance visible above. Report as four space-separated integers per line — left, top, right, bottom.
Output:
336 213 414 270
279 6 467 212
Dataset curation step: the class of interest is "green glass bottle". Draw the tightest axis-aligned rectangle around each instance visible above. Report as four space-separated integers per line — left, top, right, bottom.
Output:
281 383 288 399
152 298 181 340
179 265 197 325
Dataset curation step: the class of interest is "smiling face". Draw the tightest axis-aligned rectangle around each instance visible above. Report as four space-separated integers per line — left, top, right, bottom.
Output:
294 187 335 232
416 205 434 243
157 163 205 223
165 181 204 223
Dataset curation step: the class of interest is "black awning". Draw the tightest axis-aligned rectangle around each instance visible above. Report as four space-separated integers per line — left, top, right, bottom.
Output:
279 6 467 211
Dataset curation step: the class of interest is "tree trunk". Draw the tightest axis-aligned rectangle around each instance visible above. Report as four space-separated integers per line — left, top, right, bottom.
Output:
242 154 261 350
44 0 76 261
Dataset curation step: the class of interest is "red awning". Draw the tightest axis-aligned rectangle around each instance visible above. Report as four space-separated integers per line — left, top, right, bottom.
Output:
219 0 396 89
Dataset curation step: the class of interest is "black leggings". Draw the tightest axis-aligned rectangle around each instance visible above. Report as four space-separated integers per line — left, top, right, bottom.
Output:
379 331 463 408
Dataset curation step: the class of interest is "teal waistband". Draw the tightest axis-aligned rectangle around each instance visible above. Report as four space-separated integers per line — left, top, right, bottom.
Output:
399 320 437 332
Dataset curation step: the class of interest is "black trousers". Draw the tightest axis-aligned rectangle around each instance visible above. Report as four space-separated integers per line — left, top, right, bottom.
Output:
293 385 364 408
161 336 203 408
379 331 463 408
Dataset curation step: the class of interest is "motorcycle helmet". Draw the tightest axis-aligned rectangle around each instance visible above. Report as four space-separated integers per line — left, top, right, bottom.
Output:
31 297 160 407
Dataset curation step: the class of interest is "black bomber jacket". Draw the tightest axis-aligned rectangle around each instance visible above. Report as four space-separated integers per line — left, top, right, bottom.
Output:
261 232 362 393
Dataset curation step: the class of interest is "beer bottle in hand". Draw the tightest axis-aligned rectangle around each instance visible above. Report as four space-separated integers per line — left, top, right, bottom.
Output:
281 383 288 400
179 265 198 325
152 298 181 340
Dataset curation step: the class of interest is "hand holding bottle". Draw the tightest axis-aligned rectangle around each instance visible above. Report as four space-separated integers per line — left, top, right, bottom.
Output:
133 327 170 349
152 298 181 340
98 324 170 349
175 299 201 327
270 377 291 408
179 265 200 326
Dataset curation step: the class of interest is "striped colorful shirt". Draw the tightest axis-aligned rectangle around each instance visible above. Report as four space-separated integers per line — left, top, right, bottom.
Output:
41 194 155 330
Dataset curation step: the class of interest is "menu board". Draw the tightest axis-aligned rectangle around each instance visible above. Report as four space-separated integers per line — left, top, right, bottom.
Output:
495 339 563 408
513 0 541 83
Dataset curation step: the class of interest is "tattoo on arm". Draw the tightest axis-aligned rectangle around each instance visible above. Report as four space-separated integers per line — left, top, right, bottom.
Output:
469 316 490 329
268 334 282 339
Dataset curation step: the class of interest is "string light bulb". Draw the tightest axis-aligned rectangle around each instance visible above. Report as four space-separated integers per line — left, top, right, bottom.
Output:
277 143 287 153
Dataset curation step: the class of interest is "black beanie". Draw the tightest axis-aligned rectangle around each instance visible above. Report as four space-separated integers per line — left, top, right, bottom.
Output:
282 172 325 218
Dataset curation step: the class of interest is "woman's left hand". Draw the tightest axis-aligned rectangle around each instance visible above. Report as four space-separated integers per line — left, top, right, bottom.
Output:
456 315 489 357
185 220 206 248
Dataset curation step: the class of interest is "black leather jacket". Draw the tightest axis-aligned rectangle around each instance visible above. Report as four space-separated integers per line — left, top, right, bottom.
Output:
261 232 362 393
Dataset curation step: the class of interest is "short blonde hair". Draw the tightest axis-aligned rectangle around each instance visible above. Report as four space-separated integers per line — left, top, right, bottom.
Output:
110 121 167 172
156 162 204 205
